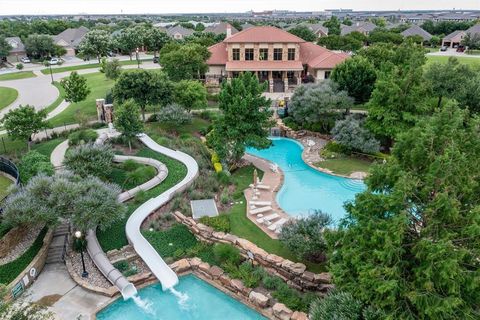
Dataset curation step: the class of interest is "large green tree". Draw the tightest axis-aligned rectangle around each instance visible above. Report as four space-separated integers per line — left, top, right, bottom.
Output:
159 42 210 81
60 71 90 103
24 34 57 59
288 25 317 42
323 17 341 36
113 26 144 60
317 35 363 52
113 70 173 121
78 29 111 62
64 143 115 178
207 72 273 167
331 56 377 104
114 99 144 151
0 37 12 59
173 79 208 111
328 104 480 319
143 27 169 58
3 173 126 233
1 105 49 150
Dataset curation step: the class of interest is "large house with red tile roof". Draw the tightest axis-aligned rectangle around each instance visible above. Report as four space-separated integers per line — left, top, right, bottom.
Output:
206 26 349 93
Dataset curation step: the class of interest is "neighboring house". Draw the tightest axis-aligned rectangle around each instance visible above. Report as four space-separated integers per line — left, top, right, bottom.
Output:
5 37 26 62
206 26 349 93
442 23 480 48
53 26 89 56
341 21 377 36
306 23 329 38
204 22 238 36
401 25 433 42
241 23 255 31
166 25 195 40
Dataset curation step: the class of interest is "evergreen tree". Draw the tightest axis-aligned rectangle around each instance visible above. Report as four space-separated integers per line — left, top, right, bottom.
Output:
61 71 90 103
114 99 143 151
328 104 480 319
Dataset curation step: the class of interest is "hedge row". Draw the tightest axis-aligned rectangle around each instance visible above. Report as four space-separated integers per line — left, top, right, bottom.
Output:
0 227 48 285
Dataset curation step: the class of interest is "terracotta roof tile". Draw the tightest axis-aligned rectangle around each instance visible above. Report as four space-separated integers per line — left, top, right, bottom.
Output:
223 26 305 43
207 42 228 65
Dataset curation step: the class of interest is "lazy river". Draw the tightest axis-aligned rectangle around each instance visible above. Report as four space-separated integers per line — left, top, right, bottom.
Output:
246 137 366 222
96 275 266 320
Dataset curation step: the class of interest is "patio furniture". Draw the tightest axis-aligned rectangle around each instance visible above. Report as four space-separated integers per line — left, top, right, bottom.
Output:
256 184 271 190
260 213 280 225
250 206 272 215
250 201 272 206
268 218 288 231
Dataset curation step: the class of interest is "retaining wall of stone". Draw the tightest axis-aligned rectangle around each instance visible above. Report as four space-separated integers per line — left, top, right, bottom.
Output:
173 211 333 293
171 257 309 320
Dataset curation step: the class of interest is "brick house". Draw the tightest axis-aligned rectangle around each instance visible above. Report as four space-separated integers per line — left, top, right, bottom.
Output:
206 26 349 93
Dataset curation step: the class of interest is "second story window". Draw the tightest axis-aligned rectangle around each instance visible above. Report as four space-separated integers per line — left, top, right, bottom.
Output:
288 48 296 60
274 48 283 61
232 48 240 61
259 48 268 60
245 48 254 61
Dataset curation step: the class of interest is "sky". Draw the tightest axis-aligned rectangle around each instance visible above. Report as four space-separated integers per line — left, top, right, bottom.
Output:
0 0 479 15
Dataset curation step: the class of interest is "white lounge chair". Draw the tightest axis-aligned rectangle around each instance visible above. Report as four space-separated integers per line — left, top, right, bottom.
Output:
268 218 288 231
256 184 271 190
261 213 280 225
250 201 272 206
250 206 272 215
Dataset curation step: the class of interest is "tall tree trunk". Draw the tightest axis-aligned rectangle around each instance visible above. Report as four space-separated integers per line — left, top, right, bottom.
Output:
27 137 32 151
141 107 146 122
128 139 132 152
437 95 443 109
129 53 132 61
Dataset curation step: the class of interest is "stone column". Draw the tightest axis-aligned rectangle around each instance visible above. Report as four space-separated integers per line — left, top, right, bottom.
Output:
268 71 273 93
283 71 289 93
104 104 114 124
297 71 302 85
96 99 105 122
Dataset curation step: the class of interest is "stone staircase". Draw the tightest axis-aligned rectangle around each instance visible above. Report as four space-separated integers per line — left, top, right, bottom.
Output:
46 223 70 264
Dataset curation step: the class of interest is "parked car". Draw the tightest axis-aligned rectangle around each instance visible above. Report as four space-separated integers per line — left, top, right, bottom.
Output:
440 46 448 52
20 56 31 63
107 51 117 57
456 46 465 53
153 56 159 64
48 57 62 65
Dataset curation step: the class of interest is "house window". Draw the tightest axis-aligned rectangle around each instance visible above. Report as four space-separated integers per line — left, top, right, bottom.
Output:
245 48 254 61
259 48 268 60
232 48 240 61
273 48 283 61
288 48 296 60
324 71 331 79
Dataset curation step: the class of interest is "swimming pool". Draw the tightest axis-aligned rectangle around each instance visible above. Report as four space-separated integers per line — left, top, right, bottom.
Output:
96 274 266 320
246 137 365 222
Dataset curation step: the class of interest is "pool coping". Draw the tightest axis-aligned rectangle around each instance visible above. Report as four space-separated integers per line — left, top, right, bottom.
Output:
92 270 273 320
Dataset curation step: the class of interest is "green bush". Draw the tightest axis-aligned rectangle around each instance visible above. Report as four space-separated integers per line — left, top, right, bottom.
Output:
0 227 47 284
200 215 231 233
121 159 140 172
113 260 138 277
125 166 156 186
213 243 241 265
68 129 98 146
18 151 54 183
222 261 263 288
262 275 285 290
216 171 232 185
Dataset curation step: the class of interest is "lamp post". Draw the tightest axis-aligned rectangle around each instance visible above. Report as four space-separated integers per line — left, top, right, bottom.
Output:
44 61 54 84
136 47 140 69
75 230 89 278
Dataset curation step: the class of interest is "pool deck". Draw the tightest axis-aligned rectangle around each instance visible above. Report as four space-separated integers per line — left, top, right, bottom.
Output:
243 153 290 239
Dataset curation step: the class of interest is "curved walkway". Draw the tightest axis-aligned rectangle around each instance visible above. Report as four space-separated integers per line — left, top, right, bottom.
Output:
125 133 199 290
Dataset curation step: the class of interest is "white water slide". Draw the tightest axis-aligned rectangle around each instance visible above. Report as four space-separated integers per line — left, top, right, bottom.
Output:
125 134 199 291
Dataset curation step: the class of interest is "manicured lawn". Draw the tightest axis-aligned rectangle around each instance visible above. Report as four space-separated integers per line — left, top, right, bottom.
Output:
0 71 36 81
97 146 188 252
40 59 146 75
43 81 66 114
0 135 64 160
226 166 325 273
0 175 13 200
0 87 18 110
31 138 65 157
146 117 211 136
48 72 114 127
315 157 372 176
426 55 480 66
108 162 156 191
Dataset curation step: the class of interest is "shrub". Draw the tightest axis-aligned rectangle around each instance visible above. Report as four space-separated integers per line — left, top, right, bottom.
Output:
222 261 264 288
199 215 231 233
220 189 230 205
18 150 54 183
154 104 192 125
122 159 140 172
213 243 241 265
64 143 114 178
279 210 332 263
309 290 378 320
68 129 98 146
104 58 122 80
216 171 232 185
262 275 285 290
331 115 380 154
213 162 222 173
125 166 156 186
16 63 24 70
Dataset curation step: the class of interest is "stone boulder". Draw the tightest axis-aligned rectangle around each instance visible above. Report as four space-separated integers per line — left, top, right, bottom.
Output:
249 291 269 308
188 257 202 268
209 265 224 278
272 303 293 320
314 272 331 284
237 238 268 257
170 259 190 273
198 262 210 273
291 311 308 320
231 279 246 293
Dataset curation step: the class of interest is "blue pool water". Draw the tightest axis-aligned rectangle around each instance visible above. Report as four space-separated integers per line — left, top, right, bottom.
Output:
246 137 365 222
96 275 266 320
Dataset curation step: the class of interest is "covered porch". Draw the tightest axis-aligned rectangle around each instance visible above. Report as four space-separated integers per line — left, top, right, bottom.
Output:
225 61 303 93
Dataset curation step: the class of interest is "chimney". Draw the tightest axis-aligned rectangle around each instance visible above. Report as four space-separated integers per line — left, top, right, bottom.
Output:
226 23 232 38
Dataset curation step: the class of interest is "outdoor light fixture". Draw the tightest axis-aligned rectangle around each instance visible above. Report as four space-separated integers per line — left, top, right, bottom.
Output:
75 230 89 278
